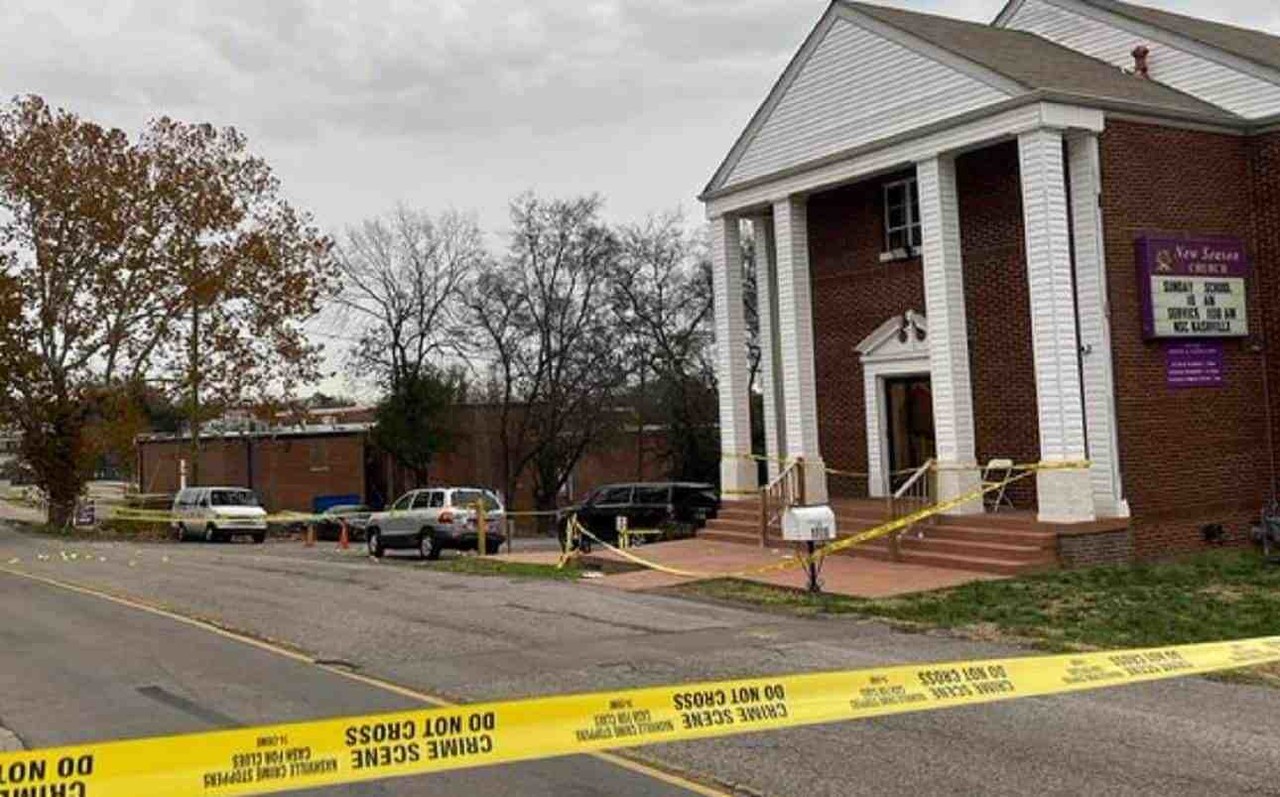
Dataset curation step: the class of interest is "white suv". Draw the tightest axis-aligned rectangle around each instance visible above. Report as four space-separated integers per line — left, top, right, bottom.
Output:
172 487 268 543
365 487 506 559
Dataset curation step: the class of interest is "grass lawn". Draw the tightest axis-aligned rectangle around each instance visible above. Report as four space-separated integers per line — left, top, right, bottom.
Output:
675 549 1280 651
427 556 587 580
6 518 173 542
424 553 644 580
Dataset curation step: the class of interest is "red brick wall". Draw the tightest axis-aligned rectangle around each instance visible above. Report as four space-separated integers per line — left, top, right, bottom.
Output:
807 122 1279 559
809 168 923 497
957 142 1040 506
138 419 670 514
1100 120 1271 557
808 144 1039 502
419 406 668 509
138 434 366 513
1255 130 1280 513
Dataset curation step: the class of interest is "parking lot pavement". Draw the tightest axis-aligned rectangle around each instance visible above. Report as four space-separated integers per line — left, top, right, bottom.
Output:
3 523 1280 797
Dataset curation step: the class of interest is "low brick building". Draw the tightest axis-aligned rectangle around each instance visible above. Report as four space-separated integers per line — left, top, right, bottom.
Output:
702 0 1280 564
137 405 669 513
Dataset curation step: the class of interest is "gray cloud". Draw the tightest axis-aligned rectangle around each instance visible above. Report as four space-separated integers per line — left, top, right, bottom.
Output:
6 0 1275 397
2 0 1277 232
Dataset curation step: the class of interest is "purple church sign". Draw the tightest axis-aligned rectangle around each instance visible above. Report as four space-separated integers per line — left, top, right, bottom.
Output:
1137 236 1249 339
1165 342 1225 389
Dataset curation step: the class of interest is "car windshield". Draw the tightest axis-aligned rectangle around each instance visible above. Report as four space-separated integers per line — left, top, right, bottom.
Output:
209 489 258 507
452 490 499 510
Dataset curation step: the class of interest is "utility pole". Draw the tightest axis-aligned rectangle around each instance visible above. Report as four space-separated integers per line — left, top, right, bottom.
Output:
635 372 644 480
188 293 201 486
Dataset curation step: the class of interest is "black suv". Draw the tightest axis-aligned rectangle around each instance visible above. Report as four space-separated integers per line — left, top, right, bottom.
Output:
558 482 719 546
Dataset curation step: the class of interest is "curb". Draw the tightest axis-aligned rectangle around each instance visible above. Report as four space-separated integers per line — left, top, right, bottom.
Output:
0 726 24 752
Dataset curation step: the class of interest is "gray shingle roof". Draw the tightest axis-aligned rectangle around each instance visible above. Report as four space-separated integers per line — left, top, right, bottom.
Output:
1074 0 1280 74
843 0 1240 121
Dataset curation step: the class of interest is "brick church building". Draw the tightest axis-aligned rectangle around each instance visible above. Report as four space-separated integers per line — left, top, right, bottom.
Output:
702 0 1280 563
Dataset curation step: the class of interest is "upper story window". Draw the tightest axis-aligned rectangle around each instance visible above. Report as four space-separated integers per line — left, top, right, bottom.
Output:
883 178 922 259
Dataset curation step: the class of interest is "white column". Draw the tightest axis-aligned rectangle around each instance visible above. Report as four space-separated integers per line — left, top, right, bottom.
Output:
712 214 757 500
1067 132 1128 518
1018 129 1095 523
772 195 827 504
916 156 982 514
752 216 786 481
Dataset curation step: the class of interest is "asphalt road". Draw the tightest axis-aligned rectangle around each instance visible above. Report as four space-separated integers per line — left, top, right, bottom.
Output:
2 525 1280 796
0 554 714 796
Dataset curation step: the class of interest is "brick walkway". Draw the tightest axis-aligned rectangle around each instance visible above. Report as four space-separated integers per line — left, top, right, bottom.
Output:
497 537 1001 598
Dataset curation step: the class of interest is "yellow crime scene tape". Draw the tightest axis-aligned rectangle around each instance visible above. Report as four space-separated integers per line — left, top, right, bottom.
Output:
1 635 1277 797
559 466 1051 579
100 506 563 525
723 457 1087 487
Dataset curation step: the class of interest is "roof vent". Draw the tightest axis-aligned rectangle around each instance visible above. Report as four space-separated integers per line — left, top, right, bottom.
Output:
1131 45 1151 78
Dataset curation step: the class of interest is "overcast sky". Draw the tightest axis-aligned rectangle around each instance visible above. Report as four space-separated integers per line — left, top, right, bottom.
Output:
4 0 1277 237
3 0 1277 396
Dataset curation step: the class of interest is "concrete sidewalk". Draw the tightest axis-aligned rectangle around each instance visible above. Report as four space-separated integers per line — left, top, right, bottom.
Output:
498 537 1001 598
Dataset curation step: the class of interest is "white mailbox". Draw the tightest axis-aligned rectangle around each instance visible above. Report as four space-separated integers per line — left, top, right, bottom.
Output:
781 505 837 542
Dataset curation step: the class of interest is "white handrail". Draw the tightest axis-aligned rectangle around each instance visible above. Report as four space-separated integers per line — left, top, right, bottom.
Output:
892 458 934 500
765 459 798 493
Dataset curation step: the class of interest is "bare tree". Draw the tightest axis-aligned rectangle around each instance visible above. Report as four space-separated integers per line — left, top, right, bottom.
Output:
468 194 625 518
333 207 484 390
610 213 719 482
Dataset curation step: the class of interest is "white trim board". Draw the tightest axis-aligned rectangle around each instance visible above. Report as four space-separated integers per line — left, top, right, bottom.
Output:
706 102 1104 219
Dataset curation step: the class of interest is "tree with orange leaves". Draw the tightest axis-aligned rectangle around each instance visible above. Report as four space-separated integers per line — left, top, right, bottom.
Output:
0 95 335 526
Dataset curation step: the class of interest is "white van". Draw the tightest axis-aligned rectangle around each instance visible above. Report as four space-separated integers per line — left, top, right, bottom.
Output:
172 486 268 543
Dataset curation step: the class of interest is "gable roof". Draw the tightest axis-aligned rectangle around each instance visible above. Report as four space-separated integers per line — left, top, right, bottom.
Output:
1067 0 1280 74
703 0 1242 200
844 1 1234 119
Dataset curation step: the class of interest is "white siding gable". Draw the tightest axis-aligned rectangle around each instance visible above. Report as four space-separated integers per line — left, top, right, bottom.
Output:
722 17 1010 189
1004 0 1280 119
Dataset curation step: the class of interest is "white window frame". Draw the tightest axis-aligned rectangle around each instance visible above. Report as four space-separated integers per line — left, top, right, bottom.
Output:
881 178 922 261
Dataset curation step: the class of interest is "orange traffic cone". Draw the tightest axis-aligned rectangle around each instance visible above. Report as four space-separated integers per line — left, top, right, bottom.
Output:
337 520 350 551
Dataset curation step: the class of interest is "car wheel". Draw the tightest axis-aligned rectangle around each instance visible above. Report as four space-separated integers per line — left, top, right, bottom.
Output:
420 532 441 561
175 523 186 543
252 532 266 544
367 529 385 558
482 538 503 555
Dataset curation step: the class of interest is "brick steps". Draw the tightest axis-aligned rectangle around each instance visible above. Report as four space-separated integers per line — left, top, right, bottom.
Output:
850 545 1056 576
702 498 1057 575
863 532 1052 561
715 507 763 524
